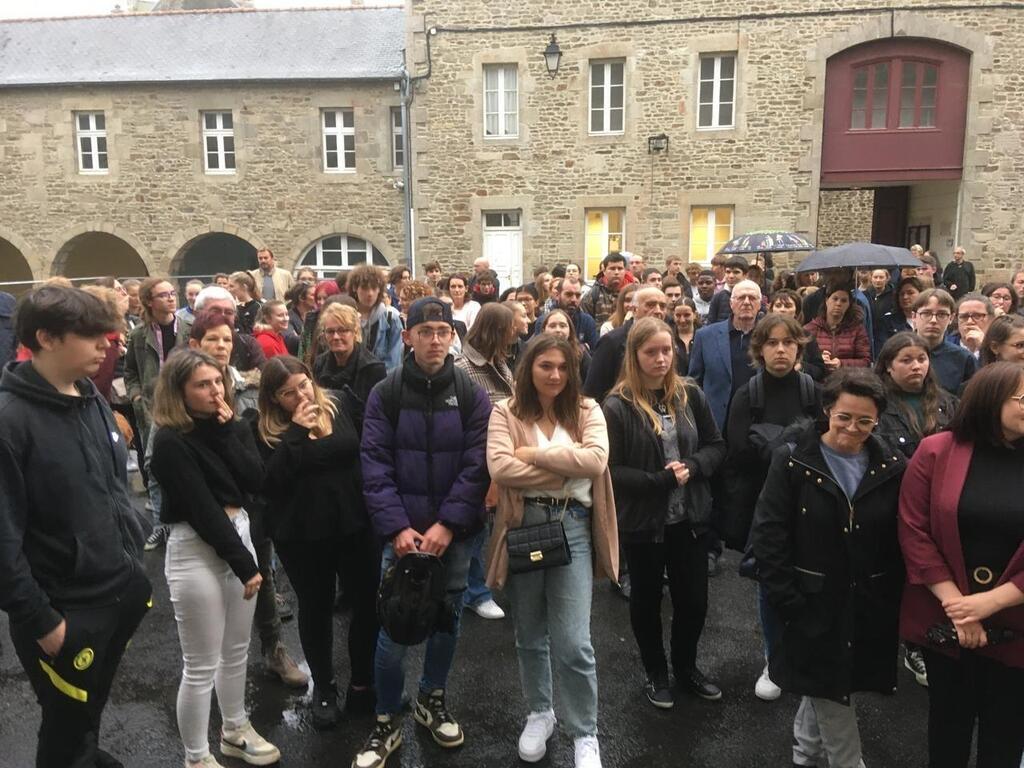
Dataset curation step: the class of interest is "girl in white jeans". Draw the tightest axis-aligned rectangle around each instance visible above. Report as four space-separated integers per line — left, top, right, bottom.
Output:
151 349 280 768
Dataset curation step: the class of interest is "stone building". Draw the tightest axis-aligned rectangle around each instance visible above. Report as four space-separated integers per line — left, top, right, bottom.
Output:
0 7 408 292
403 0 1023 287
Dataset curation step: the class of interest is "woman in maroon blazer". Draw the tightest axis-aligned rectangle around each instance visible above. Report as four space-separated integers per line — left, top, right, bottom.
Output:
898 361 1024 768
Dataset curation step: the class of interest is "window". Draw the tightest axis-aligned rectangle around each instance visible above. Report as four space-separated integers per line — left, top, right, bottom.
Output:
483 64 518 138
899 62 938 128
697 54 736 129
484 212 521 228
391 107 404 169
202 111 235 174
301 235 387 278
850 63 889 130
75 112 108 174
589 60 625 135
689 206 734 262
584 208 625 278
322 109 356 172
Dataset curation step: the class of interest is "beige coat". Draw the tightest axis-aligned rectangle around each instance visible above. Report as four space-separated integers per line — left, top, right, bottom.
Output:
485 398 618 590
248 266 294 302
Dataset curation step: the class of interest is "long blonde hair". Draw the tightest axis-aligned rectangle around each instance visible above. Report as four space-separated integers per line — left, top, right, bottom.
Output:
257 355 337 446
610 317 688 435
152 349 235 432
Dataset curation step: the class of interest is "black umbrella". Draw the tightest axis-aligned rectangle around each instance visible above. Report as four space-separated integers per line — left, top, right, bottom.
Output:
796 242 922 273
717 231 814 255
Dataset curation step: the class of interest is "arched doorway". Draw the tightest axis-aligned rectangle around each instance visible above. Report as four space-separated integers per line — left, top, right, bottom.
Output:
298 234 388 279
54 232 150 281
173 232 258 282
0 237 35 295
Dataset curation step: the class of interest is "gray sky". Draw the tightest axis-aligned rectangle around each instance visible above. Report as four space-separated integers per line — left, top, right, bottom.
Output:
0 0 395 20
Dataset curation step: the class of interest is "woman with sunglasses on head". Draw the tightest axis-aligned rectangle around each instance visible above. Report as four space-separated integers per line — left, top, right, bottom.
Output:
899 362 1024 768
980 314 1024 367
255 356 380 731
150 349 279 768
751 369 906 768
603 317 726 710
486 335 617 768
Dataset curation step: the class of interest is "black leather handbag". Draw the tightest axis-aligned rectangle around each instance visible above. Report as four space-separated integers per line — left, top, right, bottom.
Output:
506 499 572 574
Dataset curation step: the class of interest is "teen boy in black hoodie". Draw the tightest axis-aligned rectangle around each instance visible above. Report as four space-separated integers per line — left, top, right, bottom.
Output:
0 286 151 768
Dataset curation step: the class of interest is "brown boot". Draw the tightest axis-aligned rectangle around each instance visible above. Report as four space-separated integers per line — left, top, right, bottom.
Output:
265 642 309 688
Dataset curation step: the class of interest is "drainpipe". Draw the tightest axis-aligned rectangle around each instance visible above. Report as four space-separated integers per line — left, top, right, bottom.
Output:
401 72 414 274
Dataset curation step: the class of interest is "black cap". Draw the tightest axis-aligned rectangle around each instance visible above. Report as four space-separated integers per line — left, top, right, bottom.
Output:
406 296 453 329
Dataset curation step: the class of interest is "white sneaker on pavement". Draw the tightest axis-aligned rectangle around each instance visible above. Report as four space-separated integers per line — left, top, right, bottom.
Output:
220 722 281 766
574 735 602 768
468 599 505 619
754 664 782 701
518 709 556 762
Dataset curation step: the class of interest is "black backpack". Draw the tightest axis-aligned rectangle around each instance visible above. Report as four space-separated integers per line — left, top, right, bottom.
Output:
746 371 818 464
377 552 456 645
379 364 477 432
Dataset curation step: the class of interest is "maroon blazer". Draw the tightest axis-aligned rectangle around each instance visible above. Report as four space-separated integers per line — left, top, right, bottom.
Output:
898 431 1024 668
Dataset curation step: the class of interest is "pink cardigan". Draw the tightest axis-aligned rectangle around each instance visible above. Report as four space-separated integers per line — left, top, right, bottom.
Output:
898 431 1024 667
485 398 618 590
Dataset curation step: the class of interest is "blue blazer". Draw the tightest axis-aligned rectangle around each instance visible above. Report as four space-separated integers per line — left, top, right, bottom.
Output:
687 321 734 430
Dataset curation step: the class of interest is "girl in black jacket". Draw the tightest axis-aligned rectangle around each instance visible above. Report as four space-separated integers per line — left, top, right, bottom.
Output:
256 355 380 730
601 317 726 710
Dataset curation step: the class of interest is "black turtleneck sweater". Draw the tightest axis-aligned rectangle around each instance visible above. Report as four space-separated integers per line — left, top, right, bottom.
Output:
726 369 822 456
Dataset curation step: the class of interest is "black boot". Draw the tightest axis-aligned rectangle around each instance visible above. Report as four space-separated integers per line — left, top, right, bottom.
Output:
311 683 340 731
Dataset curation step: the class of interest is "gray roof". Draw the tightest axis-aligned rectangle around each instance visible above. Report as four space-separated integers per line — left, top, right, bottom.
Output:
0 8 405 87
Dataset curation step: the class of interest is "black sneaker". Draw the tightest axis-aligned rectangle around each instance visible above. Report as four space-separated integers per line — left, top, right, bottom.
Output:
413 689 464 748
312 683 340 731
143 525 169 552
352 715 403 768
644 677 674 709
683 668 722 701
346 685 376 717
904 646 928 687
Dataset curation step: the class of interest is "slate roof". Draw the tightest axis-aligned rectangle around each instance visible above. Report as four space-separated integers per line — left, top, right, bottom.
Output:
0 7 405 87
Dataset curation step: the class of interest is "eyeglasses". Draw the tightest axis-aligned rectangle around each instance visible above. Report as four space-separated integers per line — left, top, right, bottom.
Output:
415 327 453 341
957 312 989 322
322 326 354 338
830 412 878 431
153 290 177 300
915 310 951 321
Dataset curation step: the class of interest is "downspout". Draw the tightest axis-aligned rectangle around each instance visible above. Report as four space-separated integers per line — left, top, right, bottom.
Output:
401 18 435 275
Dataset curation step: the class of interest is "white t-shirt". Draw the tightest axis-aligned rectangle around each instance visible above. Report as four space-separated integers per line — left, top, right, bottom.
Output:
523 422 593 507
451 300 481 330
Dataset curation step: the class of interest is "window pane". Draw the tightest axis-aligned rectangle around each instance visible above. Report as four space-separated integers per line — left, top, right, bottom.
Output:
224 152 235 170
485 113 498 137
342 110 354 129
591 83 604 110
323 110 336 129
851 110 866 129
874 63 889 88
923 64 937 87
719 79 734 103
699 104 713 127
206 136 218 153
506 65 517 90
852 89 866 110
901 62 917 86
207 152 219 169
853 68 868 89
78 114 90 130
920 107 935 127
325 134 337 151
899 108 915 128
81 151 93 170
94 113 105 130
699 80 714 103
97 152 108 170
484 65 499 90
920 86 936 108
221 113 232 129
718 103 733 127
610 83 623 110
506 212 521 226
204 113 216 129
325 150 338 168
96 136 107 153
392 108 402 128
324 236 342 251
343 135 355 153
608 209 623 231
591 63 604 87
700 56 715 79
871 64 889 128
485 89 498 117
223 136 234 153
609 62 624 86
484 213 503 227
506 112 518 136
610 108 623 132
720 55 735 79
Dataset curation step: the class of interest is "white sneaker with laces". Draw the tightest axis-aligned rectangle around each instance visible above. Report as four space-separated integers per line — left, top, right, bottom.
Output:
574 735 602 768
518 709 556 762
220 722 281 766
468 599 505 619
754 664 782 701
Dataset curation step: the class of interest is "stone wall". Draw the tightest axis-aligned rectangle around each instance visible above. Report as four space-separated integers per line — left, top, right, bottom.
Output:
0 81 406 282
817 189 875 249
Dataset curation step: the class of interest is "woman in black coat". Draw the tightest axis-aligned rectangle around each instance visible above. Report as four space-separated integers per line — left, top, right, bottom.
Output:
602 318 726 710
311 302 386 410
751 368 906 768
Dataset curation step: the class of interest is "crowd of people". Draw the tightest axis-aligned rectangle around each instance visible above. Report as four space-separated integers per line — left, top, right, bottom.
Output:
1 243 1023 768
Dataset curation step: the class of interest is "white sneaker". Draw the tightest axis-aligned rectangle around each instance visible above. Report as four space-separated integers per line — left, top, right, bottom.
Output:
574 735 602 768
754 664 782 701
220 722 281 766
186 756 225 768
518 709 556 762
468 599 505 619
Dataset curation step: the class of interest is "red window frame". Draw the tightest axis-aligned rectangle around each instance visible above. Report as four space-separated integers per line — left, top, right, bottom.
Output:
849 57 941 133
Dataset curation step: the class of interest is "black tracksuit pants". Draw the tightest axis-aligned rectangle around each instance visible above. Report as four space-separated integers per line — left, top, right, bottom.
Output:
624 520 709 681
9 565 152 768
275 529 380 691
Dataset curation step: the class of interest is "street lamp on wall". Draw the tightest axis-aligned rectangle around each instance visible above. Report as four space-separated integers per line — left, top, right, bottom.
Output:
543 34 562 77
648 133 669 154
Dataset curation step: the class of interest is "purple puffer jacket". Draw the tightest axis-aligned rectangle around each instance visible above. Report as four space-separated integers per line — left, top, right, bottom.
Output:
361 355 492 542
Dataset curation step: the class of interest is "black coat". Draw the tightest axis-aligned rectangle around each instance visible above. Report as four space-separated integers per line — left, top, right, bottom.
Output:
582 318 632 402
602 384 725 543
312 344 387 408
750 428 906 703
874 389 957 459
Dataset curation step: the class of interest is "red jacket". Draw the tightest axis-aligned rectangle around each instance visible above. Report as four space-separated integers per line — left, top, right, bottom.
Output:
254 329 288 359
804 315 871 368
898 431 1024 668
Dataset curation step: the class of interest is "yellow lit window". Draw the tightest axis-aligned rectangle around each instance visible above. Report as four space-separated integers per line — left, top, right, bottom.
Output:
584 208 625 281
689 206 733 263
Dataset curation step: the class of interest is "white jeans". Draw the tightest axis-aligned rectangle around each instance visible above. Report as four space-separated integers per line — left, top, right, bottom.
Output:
165 512 257 763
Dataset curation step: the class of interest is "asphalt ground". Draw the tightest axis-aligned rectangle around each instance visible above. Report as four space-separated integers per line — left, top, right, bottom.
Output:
1 494 942 768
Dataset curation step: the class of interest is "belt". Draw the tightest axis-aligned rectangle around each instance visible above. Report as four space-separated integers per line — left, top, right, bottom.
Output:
527 496 574 507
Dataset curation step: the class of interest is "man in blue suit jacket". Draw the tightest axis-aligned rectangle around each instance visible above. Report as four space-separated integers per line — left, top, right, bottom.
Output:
688 280 762 430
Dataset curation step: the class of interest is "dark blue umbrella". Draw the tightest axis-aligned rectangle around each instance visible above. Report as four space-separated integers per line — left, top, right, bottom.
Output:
796 242 922 273
717 231 814 255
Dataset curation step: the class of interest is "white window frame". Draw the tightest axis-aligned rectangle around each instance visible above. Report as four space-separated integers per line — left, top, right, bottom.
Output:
697 54 736 130
201 111 235 175
322 108 356 173
75 111 108 175
301 235 387 278
689 206 735 262
483 63 519 139
588 60 625 136
391 107 404 170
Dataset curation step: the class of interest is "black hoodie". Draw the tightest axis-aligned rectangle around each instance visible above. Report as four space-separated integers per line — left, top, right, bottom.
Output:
0 361 146 639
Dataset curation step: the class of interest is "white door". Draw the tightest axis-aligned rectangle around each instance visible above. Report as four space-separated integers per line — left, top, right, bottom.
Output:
483 211 523 291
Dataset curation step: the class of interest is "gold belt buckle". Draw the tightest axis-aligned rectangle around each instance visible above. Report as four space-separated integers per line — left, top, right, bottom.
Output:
530 551 543 562
972 566 994 586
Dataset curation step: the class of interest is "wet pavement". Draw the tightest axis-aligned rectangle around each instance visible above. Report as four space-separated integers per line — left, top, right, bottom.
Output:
0 529 936 768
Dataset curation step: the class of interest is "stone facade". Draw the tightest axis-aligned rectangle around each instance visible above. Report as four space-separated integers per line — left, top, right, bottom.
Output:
405 0 1024 282
817 190 875 249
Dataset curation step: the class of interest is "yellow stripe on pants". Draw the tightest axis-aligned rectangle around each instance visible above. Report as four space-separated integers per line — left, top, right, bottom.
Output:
38 659 89 702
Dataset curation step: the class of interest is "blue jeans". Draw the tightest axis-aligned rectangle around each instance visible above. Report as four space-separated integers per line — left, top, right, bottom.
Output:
758 582 783 661
374 537 474 715
143 422 162 526
507 500 598 738
463 518 494 608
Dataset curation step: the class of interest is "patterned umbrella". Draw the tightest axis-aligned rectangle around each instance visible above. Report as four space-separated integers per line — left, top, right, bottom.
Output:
716 231 814 255
795 242 922 273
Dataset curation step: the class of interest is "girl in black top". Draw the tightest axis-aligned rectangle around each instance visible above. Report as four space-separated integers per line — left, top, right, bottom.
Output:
602 317 726 710
151 349 280 768
256 355 380 730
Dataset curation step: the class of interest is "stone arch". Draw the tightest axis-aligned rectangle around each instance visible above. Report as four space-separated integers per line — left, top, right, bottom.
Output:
52 224 152 280
286 221 400 273
166 223 266 280
0 226 37 295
